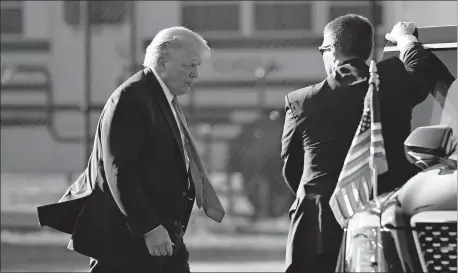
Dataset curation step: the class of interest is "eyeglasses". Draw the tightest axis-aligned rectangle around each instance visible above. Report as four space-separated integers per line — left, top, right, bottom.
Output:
318 44 333 55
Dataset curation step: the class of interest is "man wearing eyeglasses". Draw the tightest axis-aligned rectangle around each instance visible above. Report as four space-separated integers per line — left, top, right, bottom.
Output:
281 15 438 273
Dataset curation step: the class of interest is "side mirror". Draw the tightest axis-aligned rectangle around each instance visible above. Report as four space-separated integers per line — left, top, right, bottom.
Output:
404 125 457 169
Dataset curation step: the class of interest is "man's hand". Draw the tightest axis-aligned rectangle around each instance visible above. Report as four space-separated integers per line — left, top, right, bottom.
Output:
144 225 173 256
385 22 417 44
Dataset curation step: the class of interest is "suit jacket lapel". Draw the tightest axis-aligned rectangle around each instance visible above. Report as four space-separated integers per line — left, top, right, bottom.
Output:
143 68 226 223
143 68 186 164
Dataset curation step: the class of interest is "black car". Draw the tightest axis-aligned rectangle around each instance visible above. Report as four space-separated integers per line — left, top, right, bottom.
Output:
340 124 457 273
339 25 457 273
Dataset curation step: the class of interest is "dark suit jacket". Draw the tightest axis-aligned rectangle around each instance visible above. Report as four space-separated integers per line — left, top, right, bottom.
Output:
281 42 439 269
37 67 223 267
281 42 437 199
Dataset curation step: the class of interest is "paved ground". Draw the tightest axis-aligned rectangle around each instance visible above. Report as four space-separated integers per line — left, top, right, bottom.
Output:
5 261 285 272
2 240 285 272
4 261 285 272
2 227 287 272
1 173 289 272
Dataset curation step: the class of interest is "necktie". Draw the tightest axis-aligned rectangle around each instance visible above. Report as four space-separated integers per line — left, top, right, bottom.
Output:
171 96 204 208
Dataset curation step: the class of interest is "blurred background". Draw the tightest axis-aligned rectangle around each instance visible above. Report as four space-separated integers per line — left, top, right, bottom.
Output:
1 1 456 271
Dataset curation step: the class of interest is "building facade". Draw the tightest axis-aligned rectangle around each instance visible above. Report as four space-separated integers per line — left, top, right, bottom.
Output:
1 0 456 174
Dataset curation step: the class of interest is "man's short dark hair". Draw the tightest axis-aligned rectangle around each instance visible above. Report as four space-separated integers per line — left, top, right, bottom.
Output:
324 14 374 61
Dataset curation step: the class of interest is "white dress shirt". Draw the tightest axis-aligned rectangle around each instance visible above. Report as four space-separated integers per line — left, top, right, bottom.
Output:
151 68 190 173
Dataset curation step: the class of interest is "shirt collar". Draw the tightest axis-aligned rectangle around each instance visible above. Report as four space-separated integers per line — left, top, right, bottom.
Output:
151 67 174 104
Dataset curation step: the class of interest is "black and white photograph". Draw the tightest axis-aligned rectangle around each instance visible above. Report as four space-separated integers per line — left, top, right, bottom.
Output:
1 1 457 272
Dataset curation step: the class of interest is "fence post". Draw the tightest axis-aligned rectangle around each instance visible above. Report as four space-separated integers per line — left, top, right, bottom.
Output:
82 1 92 166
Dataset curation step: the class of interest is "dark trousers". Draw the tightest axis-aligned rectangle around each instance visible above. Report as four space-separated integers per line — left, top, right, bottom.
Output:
285 193 343 273
286 252 341 273
89 186 195 273
89 240 190 273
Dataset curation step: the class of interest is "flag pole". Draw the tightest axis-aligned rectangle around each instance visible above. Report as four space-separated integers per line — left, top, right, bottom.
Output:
369 64 380 209
82 1 92 168
369 1 384 272
369 0 380 208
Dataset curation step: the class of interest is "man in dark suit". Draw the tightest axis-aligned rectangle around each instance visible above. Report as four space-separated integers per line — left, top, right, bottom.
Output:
37 26 225 272
281 16 440 272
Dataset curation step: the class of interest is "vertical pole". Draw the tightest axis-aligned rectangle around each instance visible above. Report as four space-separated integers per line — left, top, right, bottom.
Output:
369 0 379 203
82 1 92 166
369 2 384 272
256 68 266 112
129 2 137 74
370 0 379 62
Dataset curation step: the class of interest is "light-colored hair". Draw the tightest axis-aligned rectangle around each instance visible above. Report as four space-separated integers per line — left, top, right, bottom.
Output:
143 26 211 67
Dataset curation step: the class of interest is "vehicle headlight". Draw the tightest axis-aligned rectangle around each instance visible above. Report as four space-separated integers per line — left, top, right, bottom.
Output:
345 210 386 272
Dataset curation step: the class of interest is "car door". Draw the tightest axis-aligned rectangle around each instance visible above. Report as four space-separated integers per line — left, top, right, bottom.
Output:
381 25 457 133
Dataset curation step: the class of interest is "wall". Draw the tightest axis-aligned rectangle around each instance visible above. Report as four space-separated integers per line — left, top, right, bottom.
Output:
1 0 456 173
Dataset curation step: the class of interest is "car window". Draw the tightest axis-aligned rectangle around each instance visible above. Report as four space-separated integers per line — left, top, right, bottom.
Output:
440 79 457 134
442 80 458 158
412 48 456 129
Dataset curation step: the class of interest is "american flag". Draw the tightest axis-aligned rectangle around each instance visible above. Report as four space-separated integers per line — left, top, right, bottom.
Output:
329 68 389 228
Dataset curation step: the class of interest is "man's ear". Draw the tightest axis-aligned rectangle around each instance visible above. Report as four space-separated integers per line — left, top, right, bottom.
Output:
330 46 340 69
330 45 338 61
157 57 167 72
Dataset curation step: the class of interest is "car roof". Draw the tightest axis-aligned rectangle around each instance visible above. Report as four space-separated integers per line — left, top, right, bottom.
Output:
382 25 457 79
384 25 457 51
383 25 457 52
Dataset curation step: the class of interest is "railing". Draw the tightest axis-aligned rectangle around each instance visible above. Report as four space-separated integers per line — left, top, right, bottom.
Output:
1 64 102 143
1 65 282 134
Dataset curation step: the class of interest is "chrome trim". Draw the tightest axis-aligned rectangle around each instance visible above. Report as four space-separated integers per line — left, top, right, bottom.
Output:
412 229 429 272
384 42 457 52
410 211 457 273
411 211 457 224
417 24 457 28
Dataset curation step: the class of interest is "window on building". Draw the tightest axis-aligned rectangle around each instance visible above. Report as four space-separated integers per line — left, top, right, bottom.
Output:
254 2 312 31
1 8 23 34
328 2 383 27
181 2 240 32
64 1 128 26
1 1 23 35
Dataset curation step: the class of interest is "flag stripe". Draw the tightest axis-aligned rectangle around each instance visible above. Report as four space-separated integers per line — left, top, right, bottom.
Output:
335 191 349 218
373 157 389 174
329 195 346 224
371 144 386 155
371 134 384 143
339 161 370 184
372 123 382 130
342 149 371 173
357 178 369 204
346 184 361 210
343 135 371 163
362 178 371 201
341 187 354 216
372 150 387 157
351 129 371 146
351 182 362 206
